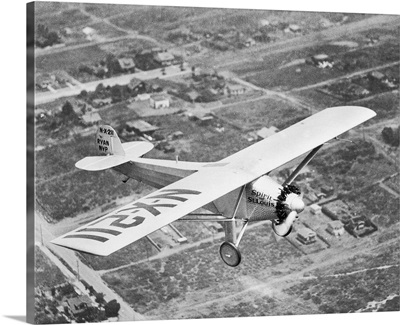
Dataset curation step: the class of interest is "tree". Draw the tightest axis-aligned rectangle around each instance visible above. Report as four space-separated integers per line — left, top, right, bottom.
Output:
95 83 105 95
382 126 400 147
61 101 74 117
47 31 60 45
94 292 105 305
105 299 120 318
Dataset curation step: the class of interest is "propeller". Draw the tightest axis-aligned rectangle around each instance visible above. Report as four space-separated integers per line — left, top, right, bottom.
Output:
272 186 305 238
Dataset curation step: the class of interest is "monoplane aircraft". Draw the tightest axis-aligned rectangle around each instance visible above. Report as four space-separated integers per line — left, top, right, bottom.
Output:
52 106 375 267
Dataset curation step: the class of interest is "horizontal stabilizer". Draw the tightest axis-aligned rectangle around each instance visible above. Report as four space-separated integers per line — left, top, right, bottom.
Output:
76 141 154 171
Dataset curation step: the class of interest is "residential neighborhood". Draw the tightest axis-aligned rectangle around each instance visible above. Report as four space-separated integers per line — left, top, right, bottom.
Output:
31 3 399 323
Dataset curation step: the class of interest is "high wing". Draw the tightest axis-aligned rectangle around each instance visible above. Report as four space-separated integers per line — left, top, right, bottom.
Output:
222 106 376 174
51 167 253 256
52 106 375 256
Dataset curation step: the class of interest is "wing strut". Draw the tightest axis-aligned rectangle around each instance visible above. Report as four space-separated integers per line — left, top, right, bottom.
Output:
282 144 323 186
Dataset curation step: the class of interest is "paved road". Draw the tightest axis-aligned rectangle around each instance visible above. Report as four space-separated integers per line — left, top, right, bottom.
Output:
214 15 400 70
35 65 191 105
35 210 146 321
289 61 400 93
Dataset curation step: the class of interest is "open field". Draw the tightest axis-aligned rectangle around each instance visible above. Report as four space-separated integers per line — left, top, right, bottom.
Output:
214 95 310 131
101 225 304 314
109 6 217 37
310 139 397 193
36 45 108 74
286 242 400 314
83 2 137 18
36 4 92 29
347 184 399 228
242 40 399 90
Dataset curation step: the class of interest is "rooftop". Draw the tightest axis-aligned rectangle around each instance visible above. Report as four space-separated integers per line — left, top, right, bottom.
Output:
126 120 159 133
154 52 174 62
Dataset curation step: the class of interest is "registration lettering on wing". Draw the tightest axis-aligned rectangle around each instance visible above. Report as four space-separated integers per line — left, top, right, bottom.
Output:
62 189 201 243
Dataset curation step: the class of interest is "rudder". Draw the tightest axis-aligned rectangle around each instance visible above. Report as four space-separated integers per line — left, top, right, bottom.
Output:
96 125 125 156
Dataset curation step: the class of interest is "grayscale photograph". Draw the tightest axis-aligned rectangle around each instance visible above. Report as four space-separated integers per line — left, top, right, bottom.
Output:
27 1 399 324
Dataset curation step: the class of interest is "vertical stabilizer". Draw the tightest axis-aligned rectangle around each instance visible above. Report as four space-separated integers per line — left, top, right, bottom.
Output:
96 125 125 156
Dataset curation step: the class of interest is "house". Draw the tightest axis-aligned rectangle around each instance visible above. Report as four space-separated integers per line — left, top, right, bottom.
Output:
319 18 333 28
305 191 319 203
82 27 96 40
151 47 163 53
117 58 136 72
311 54 334 68
92 98 112 107
150 83 163 93
81 112 102 125
187 90 201 103
288 24 301 33
327 220 345 236
349 215 366 231
171 131 183 140
177 237 188 244
64 295 93 316
36 76 52 89
320 186 334 197
310 204 322 215
135 93 151 101
244 38 256 47
296 228 317 245
127 78 146 93
256 126 279 140
198 115 214 125
150 94 170 109
126 120 159 136
226 84 246 96
154 52 175 66
259 19 270 27
351 84 370 97
369 71 386 81
92 65 108 77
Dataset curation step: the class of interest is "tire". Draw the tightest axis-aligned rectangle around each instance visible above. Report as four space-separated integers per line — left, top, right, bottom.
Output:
219 242 242 267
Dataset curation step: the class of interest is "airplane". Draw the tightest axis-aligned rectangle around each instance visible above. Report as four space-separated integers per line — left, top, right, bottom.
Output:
52 106 376 267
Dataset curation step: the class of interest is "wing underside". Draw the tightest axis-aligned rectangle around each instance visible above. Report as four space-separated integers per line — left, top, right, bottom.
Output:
51 167 253 255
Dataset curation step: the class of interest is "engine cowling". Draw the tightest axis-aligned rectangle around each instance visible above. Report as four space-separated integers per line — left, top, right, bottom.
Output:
245 176 305 236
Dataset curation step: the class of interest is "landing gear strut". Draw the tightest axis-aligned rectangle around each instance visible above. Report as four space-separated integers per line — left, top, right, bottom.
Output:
220 218 249 267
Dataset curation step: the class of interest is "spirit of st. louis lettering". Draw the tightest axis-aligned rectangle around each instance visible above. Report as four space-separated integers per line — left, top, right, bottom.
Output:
63 188 201 242
248 190 275 207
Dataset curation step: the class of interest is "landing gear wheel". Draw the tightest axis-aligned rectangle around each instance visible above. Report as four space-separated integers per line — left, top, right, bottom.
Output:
220 242 241 267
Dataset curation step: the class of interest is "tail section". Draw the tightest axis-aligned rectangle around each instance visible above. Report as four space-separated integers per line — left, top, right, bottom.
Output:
96 125 125 156
76 125 154 171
